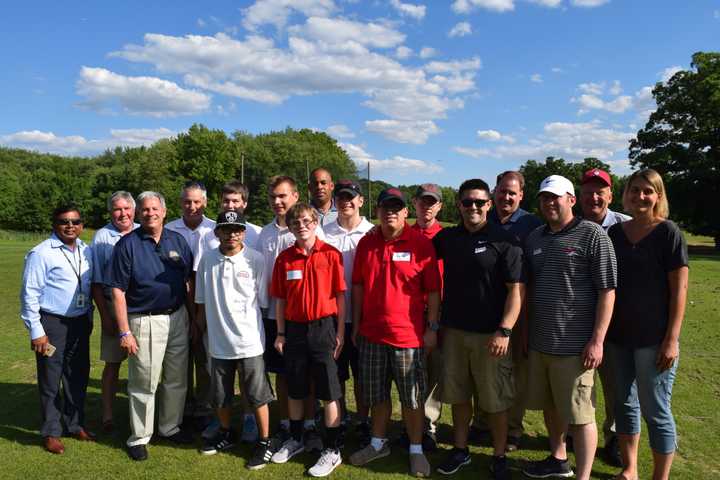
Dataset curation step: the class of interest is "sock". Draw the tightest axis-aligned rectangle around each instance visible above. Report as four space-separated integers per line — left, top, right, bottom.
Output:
280 418 290 430
370 437 387 451
290 420 303 442
409 443 423 455
325 426 340 450
304 419 316 430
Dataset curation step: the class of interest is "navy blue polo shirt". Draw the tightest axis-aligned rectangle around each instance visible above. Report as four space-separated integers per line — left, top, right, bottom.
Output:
488 207 543 245
109 227 193 313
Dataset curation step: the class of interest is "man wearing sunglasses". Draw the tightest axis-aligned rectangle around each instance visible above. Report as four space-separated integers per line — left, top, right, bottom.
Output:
21 204 95 454
432 179 524 479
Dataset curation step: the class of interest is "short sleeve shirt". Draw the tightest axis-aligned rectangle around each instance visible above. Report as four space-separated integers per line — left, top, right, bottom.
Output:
270 239 346 323
489 207 544 245
109 228 194 313
433 222 524 333
607 220 688 348
525 218 617 356
352 224 441 348
91 222 139 296
165 216 216 271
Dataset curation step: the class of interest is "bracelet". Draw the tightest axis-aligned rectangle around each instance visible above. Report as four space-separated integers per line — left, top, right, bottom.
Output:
119 331 133 339
276 332 286 337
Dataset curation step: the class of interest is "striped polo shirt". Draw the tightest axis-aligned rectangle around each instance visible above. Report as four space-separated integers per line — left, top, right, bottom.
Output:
525 217 617 356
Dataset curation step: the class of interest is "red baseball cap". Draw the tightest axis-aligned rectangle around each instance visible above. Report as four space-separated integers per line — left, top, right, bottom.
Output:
581 168 612 187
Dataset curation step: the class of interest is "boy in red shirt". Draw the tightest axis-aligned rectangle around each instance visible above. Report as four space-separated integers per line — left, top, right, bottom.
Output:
269 203 346 477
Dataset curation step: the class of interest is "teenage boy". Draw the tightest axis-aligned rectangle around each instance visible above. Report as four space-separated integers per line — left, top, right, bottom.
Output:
323 180 374 446
195 210 275 469
270 203 346 477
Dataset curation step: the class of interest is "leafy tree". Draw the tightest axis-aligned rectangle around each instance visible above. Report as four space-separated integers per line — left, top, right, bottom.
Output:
629 51 720 248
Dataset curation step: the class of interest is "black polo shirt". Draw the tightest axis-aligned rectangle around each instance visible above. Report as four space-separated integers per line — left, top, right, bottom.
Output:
109 227 193 313
433 222 524 333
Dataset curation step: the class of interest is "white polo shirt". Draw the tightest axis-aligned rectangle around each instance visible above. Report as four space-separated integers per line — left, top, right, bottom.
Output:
323 217 374 324
165 215 216 271
195 245 268 359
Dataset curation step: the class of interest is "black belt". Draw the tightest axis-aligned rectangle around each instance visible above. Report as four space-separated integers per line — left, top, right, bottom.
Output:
138 304 182 316
39 310 91 321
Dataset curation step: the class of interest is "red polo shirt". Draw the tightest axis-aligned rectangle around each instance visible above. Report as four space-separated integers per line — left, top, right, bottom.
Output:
352 223 441 348
270 239 346 323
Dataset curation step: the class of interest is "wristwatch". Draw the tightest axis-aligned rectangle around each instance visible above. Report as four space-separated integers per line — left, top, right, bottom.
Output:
427 322 440 332
497 327 512 337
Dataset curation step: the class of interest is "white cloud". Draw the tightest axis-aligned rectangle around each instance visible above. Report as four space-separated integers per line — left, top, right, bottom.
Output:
575 93 633 114
451 0 515 13
390 0 426 20
448 21 472 37
715 9 720 19
529 0 562 7
551 67 564 73
424 57 482 73
609 80 622 95
340 142 442 174
570 0 610 6
578 81 605 95
419 47 437 59
477 129 516 143
530 73 543 83
0 128 176 156
325 124 355 139
241 0 336 31
660 65 683 83
633 85 655 119
291 16 406 49
76 67 211 117
197 18 207 28
365 119 440 144
395 46 412 59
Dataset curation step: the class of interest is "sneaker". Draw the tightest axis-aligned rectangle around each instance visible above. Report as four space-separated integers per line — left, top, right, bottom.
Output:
603 435 623 467
199 428 237 455
506 435 522 453
490 455 511 480
269 424 291 454
271 438 305 464
522 455 574 478
437 447 471 475
304 426 324 453
308 448 343 477
202 418 221 439
242 415 259 443
349 442 391 466
355 421 371 448
409 452 431 477
246 440 273 470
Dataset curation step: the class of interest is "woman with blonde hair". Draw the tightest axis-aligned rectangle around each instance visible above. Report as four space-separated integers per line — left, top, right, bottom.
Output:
605 168 689 480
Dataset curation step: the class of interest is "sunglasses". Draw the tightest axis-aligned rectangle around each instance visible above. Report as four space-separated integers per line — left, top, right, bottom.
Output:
55 219 83 226
460 198 490 208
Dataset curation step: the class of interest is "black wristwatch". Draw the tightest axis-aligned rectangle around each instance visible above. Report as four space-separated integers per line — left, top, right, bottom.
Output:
427 322 440 332
276 332 286 337
497 327 512 337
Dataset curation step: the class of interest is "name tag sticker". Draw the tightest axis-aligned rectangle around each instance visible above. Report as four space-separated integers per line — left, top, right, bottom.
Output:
475 247 486 254
392 252 411 262
533 248 542 255
287 270 303 280
238 270 250 279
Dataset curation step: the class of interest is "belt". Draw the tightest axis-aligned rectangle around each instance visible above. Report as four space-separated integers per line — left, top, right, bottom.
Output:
39 310 91 321
139 304 182 316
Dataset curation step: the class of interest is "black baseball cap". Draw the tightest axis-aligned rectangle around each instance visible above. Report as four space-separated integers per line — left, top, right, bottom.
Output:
377 187 406 207
215 210 246 229
333 179 363 197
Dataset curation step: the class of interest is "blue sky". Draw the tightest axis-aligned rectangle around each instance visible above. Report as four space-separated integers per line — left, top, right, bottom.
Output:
1 0 718 187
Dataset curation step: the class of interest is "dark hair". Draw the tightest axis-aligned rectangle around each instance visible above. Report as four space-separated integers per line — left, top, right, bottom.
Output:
310 167 332 179
221 180 249 202
458 179 491 198
269 175 298 192
285 202 318 225
52 203 81 222
495 171 526 190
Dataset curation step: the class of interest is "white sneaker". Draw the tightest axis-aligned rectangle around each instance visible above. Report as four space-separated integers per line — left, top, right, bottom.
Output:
308 448 342 477
271 438 305 464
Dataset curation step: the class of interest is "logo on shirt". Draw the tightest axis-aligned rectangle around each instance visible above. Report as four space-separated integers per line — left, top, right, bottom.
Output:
563 247 580 257
533 248 542 256
474 247 487 254
238 270 250 279
168 250 181 261
392 252 411 262
287 270 303 280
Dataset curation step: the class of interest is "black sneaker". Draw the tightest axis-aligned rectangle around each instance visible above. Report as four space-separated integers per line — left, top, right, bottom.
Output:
127 444 148 461
160 428 194 444
522 455 574 478
355 421 371 448
200 428 237 455
603 435 623 467
436 447 471 475
490 455 511 480
246 440 273 470
269 424 291 454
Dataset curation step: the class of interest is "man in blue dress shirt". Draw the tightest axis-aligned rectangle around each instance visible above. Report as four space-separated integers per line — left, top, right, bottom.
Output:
20 204 95 454
109 191 194 461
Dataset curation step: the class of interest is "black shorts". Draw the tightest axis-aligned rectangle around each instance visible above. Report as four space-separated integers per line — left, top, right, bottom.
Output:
263 317 285 374
211 355 275 409
336 325 358 383
284 316 342 402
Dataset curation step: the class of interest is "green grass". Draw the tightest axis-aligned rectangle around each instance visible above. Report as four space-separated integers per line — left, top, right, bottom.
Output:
1 233 718 479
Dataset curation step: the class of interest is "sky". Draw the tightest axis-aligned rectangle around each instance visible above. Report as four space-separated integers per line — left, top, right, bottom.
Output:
1 0 718 187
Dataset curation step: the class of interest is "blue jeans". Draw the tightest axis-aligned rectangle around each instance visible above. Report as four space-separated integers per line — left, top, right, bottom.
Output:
607 342 678 454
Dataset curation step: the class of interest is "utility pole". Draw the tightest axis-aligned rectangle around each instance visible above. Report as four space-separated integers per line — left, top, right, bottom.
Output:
240 152 245 184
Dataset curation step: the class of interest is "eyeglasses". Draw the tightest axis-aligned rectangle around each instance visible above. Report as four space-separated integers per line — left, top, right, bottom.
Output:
460 198 490 208
55 219 83 226
289 218 317 229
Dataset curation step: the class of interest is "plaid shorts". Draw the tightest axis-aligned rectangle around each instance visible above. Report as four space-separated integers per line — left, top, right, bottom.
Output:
357 335 427 409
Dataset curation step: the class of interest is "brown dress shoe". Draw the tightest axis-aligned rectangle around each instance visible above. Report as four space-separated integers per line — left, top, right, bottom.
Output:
44 436 65 454
71 429 96 441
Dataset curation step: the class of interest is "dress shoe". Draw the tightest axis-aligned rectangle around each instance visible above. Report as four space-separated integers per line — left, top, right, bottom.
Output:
44 436 65 454
159 428 194 444
128 444 148 461
71 428 96 441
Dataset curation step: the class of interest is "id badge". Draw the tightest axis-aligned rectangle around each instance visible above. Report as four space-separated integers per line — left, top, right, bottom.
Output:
75 292 87 308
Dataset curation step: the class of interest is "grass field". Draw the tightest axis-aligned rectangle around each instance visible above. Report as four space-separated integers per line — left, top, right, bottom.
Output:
1 230 718 479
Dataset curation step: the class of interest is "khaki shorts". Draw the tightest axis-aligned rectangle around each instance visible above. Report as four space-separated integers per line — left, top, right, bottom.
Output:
99 298 127 363
526 349 595 425
440 327 514 413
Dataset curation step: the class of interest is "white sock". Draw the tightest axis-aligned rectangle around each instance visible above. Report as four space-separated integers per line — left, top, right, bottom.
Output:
409 443 423 454
280 418 290 429
370 437 387 451
304 419 316 429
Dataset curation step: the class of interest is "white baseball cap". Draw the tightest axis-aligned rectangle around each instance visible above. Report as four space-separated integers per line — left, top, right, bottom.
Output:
538 175 575 197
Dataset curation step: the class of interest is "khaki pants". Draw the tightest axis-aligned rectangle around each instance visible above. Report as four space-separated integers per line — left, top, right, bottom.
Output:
127 306 189 447
424 347 443 433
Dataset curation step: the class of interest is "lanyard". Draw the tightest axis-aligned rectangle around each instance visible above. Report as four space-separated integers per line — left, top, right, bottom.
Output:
60 244 82 285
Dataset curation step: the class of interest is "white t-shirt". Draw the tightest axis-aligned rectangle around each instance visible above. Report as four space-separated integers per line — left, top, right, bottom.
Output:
323 218 374 323
165 216 216 271
195 246 268 359
257 217 325 319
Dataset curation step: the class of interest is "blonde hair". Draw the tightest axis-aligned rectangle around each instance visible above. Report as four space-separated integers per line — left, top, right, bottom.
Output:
622 168 669 219
286 202 318 225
